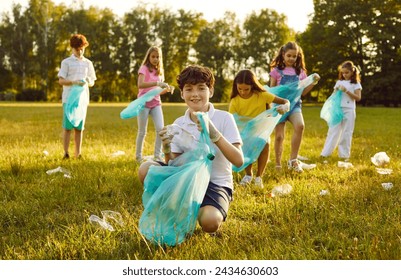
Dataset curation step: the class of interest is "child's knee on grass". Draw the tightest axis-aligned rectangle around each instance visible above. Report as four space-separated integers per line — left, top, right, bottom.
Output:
138 161 160 184
198 205 224 233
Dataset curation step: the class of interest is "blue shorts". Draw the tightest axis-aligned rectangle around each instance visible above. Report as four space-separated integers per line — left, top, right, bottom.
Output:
201 182 232 221
62 103 85 130
279 100 302 123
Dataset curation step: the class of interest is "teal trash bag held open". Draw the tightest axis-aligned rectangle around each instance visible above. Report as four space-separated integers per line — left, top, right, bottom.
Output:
120 87 164 119
233 108 281 172
320 90 344 127
139 112 215 246
264 74 317 123
66 84 88 127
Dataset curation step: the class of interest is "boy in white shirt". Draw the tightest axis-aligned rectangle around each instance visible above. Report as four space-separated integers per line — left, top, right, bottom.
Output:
58 34 96 159
138 65 244 234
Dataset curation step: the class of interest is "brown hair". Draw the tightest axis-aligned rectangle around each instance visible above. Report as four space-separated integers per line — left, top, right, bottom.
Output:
70 34 89 49
338 60 361 83
270 41 306 75
230 69 265 99
176 65 215 90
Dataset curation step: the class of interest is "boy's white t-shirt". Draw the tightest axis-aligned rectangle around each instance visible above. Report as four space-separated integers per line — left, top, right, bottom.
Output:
170 103 242 190
58 54 97 104
334 80 362 109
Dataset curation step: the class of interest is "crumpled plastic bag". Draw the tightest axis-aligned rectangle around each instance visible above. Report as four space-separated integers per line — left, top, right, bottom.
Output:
66 84 88 127
120 87 164 119
320 90 344 127
371 152 390 167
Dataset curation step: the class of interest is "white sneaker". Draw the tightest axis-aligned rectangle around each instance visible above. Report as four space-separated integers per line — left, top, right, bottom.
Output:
288 159 303 173
254 177 264 188
240 175 253 185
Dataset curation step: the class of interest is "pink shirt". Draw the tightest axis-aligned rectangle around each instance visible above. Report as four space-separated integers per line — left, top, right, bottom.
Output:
138 65 164 108
269 67 307 85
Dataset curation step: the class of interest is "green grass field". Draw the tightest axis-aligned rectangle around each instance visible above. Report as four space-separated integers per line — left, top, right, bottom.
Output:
0 103 400 260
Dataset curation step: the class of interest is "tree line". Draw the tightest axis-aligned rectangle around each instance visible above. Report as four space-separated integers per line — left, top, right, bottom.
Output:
0 0 400 106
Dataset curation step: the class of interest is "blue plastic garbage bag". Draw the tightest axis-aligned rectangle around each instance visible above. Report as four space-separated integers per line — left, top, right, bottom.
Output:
264 74 317 123
120 87 164 119
320 90 344 128
139 112 215 246
66 85 88 127
233 108 281 172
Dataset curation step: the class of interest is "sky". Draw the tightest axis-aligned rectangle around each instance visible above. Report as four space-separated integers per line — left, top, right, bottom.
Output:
0 0 314 32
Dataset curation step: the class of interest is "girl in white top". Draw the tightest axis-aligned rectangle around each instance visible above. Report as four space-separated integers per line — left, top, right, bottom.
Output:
321 60 362 160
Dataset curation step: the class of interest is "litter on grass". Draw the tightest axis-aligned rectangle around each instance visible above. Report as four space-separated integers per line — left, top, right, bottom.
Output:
270 184 293 197
46 166 71 178
376 168 393 175
382 182 394 190
111 150 125 157
338 161 353 168
43 150 49 156
89 210 124 231
371 152 390 167
319 190 329 196
299 160 317 170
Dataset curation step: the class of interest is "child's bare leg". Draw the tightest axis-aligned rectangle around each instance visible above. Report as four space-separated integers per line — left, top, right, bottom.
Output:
256 143 270 177
74 129 83 157
138 161 161 184
274 123 285 167
288 113 304 160
63 129 71 155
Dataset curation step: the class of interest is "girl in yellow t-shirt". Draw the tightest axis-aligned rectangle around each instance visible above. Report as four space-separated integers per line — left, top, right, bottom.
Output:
229 69 289 188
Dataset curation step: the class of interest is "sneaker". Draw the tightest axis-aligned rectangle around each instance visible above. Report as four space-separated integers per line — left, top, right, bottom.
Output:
240 175 253 185
254 177 264 188
288 159 303 173
63 153 70 160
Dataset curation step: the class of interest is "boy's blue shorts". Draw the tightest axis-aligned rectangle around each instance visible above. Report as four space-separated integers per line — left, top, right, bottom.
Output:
62 103 85 130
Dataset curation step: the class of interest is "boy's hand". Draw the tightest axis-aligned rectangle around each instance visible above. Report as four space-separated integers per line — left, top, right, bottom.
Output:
208 120 222 143
73 80 86 86
159 126 172 153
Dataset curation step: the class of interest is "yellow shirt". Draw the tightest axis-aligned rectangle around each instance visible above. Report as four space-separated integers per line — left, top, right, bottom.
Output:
229 91 275 118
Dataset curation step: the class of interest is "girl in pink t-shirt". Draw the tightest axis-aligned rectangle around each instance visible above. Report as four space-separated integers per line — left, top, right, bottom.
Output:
136 46 171 162
269 42 319 173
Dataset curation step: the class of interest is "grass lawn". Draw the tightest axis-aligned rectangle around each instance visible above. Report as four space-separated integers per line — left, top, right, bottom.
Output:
0 103 400 260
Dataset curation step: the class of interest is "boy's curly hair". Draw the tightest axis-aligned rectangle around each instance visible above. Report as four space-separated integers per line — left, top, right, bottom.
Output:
176 65 215 90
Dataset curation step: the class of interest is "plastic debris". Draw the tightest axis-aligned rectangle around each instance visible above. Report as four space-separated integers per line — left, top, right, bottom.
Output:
89 210 124 231
338 161 353 168
166 124 198 151
376 168 393 175
299 160 317 170
43 150 49 156
111 150 125 157
371 152 390 167
319 189 329 196
89 215 115 231
46 166 71 177
381 182 394 190
270 184 293 197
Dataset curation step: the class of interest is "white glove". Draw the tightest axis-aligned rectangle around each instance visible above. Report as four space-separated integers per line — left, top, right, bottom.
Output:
157 81 169 88
208 120 222 143
276 103 290 115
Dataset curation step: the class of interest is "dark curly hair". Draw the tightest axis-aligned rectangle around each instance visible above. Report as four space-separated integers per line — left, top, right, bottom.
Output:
176 65 215 90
